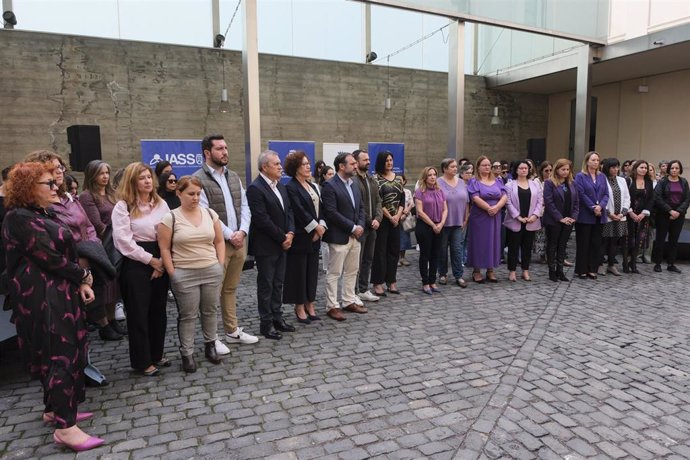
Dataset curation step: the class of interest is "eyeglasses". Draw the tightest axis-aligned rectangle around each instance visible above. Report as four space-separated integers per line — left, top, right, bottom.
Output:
492 164 501 168
56 164 66 172
37 179 58 189
167 179 177 184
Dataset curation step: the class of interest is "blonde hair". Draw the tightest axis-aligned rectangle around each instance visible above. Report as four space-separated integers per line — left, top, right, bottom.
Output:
475 155 496 180
116 162 162 217
417 166 439 192
581 151 600 173
550 159 574 186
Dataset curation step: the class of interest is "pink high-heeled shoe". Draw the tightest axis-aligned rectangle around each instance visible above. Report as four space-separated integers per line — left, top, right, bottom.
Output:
53 432 105 452
43 412 93 425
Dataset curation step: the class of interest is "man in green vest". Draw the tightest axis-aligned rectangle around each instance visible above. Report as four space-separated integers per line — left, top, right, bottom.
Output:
195 134 259 352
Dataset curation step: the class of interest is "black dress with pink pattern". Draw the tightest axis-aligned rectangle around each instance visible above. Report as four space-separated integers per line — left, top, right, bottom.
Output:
2 206 88 428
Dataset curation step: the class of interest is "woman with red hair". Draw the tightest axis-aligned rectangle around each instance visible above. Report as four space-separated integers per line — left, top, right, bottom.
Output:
2 162 104 451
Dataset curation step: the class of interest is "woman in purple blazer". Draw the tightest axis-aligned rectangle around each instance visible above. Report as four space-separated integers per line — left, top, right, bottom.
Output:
543 159 579 281
574 151 609 279
503 160 543 281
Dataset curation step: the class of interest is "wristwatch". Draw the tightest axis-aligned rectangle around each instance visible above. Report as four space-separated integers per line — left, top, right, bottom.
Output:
81 269 92 283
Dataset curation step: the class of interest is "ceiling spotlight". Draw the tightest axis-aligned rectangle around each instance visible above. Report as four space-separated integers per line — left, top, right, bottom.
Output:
213 34 225 48
366 51 377 64
3 10 17 27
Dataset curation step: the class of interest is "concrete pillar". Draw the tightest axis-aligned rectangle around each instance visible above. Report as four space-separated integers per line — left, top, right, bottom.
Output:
242 0 262 183
448 20 465 159
573 45 594 169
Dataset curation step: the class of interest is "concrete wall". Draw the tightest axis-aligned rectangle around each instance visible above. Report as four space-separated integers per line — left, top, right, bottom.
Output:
546 69 690 170
0 30 547 180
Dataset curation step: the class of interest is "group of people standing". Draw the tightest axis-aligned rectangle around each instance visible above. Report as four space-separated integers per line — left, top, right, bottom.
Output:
412 153 688 290
1 137 687 452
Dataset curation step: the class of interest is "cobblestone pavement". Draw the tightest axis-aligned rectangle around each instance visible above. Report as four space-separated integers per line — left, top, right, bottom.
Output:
1 251 689 459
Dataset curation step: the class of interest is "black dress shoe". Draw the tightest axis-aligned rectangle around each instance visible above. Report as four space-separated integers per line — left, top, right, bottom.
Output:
99 323 124 341
181 354 197 373
557 272 569 282
654 264 662 272
273 318 295 333
260 324 282 340
109 319 127 335
307 314 321 321
548 270 559 282
668 265 682 273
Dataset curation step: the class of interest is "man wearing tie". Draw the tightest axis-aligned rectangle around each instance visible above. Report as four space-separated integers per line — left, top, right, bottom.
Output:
246 151 296 339
321 152 368 321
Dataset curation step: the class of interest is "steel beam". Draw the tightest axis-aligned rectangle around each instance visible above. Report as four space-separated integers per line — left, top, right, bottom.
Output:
242 0 262 183
448 20 465 158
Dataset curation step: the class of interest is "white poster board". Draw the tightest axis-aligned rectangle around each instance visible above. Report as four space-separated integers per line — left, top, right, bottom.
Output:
322 143 360 169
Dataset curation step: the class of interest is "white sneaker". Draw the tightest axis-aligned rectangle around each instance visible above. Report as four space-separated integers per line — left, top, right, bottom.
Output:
114 301 126 321
353 296 364 306
359 291 380 302
215 339 231 355
226 327 259 344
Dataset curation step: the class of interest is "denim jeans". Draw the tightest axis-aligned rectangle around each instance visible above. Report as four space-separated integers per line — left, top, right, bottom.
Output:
438 226 466 280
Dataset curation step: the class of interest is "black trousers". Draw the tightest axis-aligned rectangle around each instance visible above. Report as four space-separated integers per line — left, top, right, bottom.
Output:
371 218 400 285
120 242 169 371
506 225 535 271
653 213 684 266
255 252 286 323
545 223 573 273
575 222 603 275
358 226 377 293
415 220 442 285
283 250 318 305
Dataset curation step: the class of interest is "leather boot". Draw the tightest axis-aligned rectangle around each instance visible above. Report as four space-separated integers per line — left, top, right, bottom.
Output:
548 270 558 282
204 341 221 365
557 268 569 282
181 354 197 373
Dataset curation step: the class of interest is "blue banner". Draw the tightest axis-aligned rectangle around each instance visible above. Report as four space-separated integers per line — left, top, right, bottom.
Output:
267 140 316 183
141 139 204 178
367 142 405 176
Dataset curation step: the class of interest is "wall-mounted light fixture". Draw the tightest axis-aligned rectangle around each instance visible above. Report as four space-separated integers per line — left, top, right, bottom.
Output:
490 106 501 126
3 10 17 29
219 55 231 113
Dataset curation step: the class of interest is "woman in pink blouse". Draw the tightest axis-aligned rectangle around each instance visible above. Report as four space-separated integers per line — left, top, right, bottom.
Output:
112 162 170 376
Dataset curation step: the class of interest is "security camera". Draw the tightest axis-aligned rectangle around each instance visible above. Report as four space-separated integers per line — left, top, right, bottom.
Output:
366 52 377 64
213 34 225 49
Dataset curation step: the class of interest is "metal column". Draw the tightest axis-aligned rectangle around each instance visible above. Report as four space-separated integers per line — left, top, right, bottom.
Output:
448 20 465 159
211 0 220 45
573 45 594 169
242 0 262 183
363 3 371 62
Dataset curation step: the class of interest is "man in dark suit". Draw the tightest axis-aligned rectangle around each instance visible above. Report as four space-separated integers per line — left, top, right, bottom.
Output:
321 152 368 321
246 150 296 339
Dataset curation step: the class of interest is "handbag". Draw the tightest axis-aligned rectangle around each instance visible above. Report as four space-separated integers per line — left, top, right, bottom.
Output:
401 213 416 232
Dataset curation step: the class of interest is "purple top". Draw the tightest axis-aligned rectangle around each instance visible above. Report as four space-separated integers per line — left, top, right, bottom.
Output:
668 180 683 207
79 190 115 237
414 187 446 223
438 177 468 227
52 194 99 244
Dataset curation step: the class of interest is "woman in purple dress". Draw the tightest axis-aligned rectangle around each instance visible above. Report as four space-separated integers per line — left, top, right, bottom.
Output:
467 156 507 283
3 162 104 451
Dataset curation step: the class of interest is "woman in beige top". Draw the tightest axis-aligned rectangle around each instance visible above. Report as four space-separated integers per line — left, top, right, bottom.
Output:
158 176 225 373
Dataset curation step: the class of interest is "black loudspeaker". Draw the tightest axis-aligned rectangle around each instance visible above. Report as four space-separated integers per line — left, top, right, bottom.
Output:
526 138 546 165
67 125 102 172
